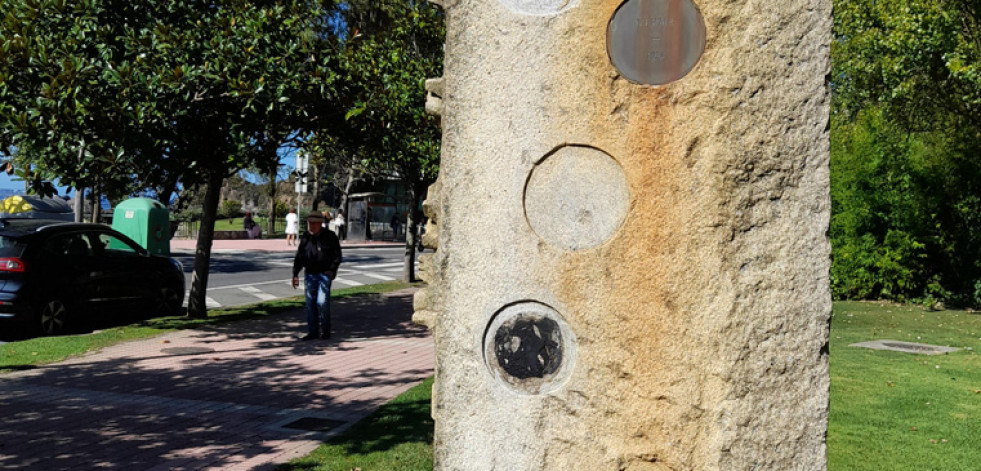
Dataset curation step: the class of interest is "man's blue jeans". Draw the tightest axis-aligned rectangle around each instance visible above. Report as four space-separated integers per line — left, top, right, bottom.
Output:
304 273 332 337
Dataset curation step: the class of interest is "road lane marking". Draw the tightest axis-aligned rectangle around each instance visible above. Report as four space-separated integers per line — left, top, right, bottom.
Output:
239 286 278 301
347 262 404 269
184 294 221 308
333 277 364 287
208 279 295 291
362 273 396 281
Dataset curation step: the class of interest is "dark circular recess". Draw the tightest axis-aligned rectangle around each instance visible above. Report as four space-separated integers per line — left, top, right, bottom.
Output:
483 301 576 394
493 315 563 379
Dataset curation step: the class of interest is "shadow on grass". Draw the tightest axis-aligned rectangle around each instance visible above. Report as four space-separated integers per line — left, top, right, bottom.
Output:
333 398 433 455
276 377 434 471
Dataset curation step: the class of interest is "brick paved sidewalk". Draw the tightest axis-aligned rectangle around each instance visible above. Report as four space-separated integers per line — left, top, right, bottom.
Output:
0 288 433 470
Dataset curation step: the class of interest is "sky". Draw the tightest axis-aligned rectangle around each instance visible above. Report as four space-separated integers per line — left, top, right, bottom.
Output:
0 151 300 198
0 174 72 195
0 174 24 192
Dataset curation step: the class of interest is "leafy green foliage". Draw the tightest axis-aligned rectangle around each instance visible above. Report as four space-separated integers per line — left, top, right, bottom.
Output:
0 0 339 197
0 0 441 310
833 0 981 131
274 200 289 219
220 199 243 219
831 1 981 305
306 0 444 282
0 0 347 317
334 1 444 186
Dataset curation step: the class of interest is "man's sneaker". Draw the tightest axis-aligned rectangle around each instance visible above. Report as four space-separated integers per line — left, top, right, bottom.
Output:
299 334 318 341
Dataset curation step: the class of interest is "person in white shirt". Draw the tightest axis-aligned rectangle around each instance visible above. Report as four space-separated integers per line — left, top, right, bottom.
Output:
333 209 346 241
285 208 299 246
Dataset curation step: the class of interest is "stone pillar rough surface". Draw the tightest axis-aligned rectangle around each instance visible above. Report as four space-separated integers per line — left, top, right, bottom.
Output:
414 0 832 469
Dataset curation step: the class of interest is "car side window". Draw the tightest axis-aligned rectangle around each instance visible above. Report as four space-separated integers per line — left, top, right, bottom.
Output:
94 233 140 256
40 233 92 260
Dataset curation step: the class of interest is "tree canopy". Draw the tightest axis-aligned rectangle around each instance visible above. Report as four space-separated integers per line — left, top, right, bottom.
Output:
831 0 981 306
0 0 344 317
0 0 340 201
307 0 444 281
0 0 445 311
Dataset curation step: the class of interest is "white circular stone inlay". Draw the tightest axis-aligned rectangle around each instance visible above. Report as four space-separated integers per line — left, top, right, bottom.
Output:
524 146 629 250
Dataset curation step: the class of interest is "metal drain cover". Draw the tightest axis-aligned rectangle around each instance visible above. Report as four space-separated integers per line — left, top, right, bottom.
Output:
161 347 216 355
281 417 346 432
850 340 960 355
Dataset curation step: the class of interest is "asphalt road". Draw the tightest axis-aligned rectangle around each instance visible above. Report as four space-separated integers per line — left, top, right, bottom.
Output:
0 247 417 343
173 246 417 309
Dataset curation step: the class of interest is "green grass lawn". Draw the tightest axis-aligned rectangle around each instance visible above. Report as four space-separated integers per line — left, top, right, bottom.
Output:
276 377 435 471
0 281 415 372
213 217 286 237
829 302 981 470
282 301 981 471
7 293 980 469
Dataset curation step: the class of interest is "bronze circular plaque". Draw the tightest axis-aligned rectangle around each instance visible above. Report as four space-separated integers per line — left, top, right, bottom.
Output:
607 0 707 85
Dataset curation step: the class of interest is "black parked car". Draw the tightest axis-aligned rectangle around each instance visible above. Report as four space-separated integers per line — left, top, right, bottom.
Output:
0 219 185 335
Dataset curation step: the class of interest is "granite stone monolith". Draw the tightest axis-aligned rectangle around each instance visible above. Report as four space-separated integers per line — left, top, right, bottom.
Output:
414 0 832 469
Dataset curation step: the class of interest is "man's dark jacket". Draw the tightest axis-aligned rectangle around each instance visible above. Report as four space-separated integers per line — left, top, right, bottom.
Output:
292 230 342 278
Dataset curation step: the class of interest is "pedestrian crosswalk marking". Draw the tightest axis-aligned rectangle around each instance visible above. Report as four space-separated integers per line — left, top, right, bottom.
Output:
347 261 416 270
183 294 222 308
333 277 364 287
209 279 295 291
363 273 396 281
179 257 418 309
239 286 277 301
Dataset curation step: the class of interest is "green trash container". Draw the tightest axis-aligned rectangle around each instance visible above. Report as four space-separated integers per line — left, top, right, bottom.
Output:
111 198 171 256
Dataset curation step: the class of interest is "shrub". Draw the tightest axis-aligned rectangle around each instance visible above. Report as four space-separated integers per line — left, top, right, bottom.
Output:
220 200 243 218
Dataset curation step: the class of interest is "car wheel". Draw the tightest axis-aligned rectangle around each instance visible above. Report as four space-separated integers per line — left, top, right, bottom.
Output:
154 286 182 317
39 299 69 336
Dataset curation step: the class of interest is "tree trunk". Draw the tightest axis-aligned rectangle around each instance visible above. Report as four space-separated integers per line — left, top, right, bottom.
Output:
267 170 277 235
73 187 84 223
339 166 356 217
74 145 86 223
89 188 100 223
310 164 321 211
187 171 224 318
402 183 424 282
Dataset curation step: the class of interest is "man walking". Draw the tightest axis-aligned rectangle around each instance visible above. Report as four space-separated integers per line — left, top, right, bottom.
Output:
292 213 343 340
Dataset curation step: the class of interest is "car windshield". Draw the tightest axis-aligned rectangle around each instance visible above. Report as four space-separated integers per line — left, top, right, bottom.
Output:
0 236 27 257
